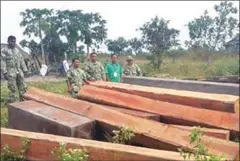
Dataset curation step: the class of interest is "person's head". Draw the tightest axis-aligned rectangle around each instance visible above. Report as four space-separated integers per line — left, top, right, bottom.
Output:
90 52 97 62
72 57 80 68
126 56 134 65
111 54 118 63
8 35 16 48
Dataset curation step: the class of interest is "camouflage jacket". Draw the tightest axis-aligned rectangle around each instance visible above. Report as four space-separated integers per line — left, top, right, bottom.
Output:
1 47 28 77
67 67 87 92
84 61 106 81
123 64 142 76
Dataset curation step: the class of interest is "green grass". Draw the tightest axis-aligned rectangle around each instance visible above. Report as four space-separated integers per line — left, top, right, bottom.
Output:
1 81 67 128
139 54 239 78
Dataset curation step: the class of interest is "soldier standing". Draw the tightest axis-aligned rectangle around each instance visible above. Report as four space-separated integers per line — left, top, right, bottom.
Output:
84 52 106 81
123 56 142 76
66 57 89 98
1 36 29 103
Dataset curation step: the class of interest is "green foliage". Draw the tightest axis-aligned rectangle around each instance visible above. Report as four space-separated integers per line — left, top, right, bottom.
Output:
105 127 135 145
186 1 239 50
139 16 180 69
1 137 30 161
178 126 224 161
1 107 8 127
129 38 143 54
106 37 129 54
142 53 239 79
1 84 10 108
52 143 89 161
203 56 239 76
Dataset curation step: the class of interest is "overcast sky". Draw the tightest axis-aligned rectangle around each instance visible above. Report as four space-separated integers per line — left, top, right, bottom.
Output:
1 1 239 52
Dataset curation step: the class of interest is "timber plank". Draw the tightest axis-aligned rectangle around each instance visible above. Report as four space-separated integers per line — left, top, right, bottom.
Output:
0 128 188 161
102 105 160 121
170 125 230 140
24 87 239 160
89 81 239 113
78 85 239 138
8 100 96 139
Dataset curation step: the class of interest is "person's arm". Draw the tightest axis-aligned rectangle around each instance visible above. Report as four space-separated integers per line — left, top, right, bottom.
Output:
19 51 28 75
66 71 72 93
83 71 90 85
104 64 109 81
120 64 123 82
136 64 143 76
122 65 127 76
84 63 91 80
101 64 106 81
1 49 7 76
66 80 72 93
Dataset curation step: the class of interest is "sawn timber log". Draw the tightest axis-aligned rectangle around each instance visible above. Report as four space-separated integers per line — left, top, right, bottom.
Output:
88 81 239 113
24 87 239 160
78 85 239 138
0 128 188 161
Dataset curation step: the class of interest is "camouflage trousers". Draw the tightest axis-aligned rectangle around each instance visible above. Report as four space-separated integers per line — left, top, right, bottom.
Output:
7 74 27 103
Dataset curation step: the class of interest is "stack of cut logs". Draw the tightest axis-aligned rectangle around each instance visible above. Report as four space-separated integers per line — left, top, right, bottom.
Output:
1 81 239 161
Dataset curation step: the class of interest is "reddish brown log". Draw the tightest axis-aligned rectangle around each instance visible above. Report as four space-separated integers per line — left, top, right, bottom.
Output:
102 105 160 121
78 85 239 138
89 81 239 113
170 125 230 140
8 100 96 139
23 87 239 159
1 128 188 161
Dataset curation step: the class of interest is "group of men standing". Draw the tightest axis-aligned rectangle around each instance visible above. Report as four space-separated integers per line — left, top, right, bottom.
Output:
66 52 142 98
1 35 143 102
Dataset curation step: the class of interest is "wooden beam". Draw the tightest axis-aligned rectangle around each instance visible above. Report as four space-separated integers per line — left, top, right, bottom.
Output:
78 85 239 138
24 87 239 160
89 81 239 113
170 125 230 140
102 105 160 121
0 128 188 161
8 100 96 139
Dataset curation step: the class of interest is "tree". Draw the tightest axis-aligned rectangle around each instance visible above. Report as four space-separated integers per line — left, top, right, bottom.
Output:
20 8 53 64
212 1 238 50
19 39 41 55
43 15 66 63
56 10 84 54
186 1 239 51
129 38 143 54
81 12 107 56
185 10 214 50
139 16 180 69
106 37 129 54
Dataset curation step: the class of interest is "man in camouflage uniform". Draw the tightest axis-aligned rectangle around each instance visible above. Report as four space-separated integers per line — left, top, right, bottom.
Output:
66 57 89 98
84 52 106 81
123 56 142 76
1 36 29 103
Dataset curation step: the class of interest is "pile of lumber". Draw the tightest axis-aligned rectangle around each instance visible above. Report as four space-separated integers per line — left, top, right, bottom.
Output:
1 81 239 161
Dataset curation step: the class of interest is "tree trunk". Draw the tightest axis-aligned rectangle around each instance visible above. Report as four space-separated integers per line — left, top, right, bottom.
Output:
73 45 76 54
39 20 45 65
157 52 162 70
87 45 90 58
53 53 57 63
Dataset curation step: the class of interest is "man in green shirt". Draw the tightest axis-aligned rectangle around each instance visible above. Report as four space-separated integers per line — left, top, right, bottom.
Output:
105 54 123 82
